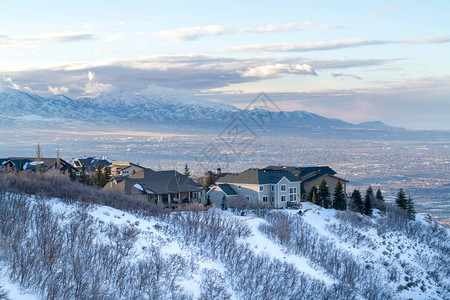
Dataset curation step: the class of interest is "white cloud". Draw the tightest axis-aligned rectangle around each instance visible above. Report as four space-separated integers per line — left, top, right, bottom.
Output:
84 71 114 94
88 71 95 82
105 33 126 42
241 63 316 78
48 85 69 94
0 31 95 50
220 35 450 53
155 25 228 41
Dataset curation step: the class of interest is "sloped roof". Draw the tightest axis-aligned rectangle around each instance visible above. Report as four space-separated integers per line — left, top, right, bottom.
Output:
1 157 72 171
107 168 204 195
218 183 238 195
74 157 111 171
302 173 349 183
217 168 300 185
297 166 336 178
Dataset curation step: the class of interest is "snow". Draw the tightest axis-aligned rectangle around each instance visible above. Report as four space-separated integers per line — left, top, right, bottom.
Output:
1 195 448 299
242 216 335 284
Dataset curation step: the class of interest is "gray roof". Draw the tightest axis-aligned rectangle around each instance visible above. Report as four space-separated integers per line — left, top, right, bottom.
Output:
106 168 204 195
217 168 300 185
1 157 73 172
218 184 238 195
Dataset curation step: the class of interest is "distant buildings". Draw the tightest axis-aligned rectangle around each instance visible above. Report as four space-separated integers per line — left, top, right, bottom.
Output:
0 157 76 174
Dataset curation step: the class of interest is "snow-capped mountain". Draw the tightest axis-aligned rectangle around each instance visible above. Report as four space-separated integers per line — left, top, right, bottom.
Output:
0 88 396 129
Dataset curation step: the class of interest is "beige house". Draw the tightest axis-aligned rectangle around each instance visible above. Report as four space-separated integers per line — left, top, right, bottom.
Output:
109 161 145 176
211 168 301 208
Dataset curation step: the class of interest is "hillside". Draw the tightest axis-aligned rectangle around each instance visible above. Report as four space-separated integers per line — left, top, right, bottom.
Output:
0 88 398 130
0 192 448 300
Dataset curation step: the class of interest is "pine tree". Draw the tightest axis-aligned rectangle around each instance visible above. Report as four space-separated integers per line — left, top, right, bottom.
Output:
93 164 103 186
333 179 346 210
79 163 89 184
351 189 364 214
406 196 416 220
307 185 318 205
184 164 191 178
375 188 386 211
102 166 111 187
205 195 212 207
68 167 77 181
395 189 408 210
318 179 331 208
364 187 373 216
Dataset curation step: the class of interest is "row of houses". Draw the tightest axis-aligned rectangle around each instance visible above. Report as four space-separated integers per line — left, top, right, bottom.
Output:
1 155 348 209
207 165 347 208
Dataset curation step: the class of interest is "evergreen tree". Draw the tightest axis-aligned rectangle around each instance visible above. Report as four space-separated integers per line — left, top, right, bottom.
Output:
93 164 103 186
351 189 364 214
79 163 89 184
19 160 24 171
333 179 346 210
395 189 408 210
205 195 212 207
318 179 331 208
375 188 386 211
307 185 318 205
68 167 77 181
184 164 191 178
202 171 216 188
406 196 416 220
101 166 111 187
364 187 373 216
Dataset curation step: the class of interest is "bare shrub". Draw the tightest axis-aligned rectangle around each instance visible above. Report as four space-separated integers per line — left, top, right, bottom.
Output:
199 269 232 300
0 285 8 300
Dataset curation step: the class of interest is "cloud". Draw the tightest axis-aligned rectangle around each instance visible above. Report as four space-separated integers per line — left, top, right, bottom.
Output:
48 85 69 94
1 55 395 97
105 33 126 42
84 71 114 94
220 35 450 52
154 22 344 41
0 32 96 50
155 25 228 41
245 21 345 33
331 73 362 80
198 76 450 129
241 63 317 78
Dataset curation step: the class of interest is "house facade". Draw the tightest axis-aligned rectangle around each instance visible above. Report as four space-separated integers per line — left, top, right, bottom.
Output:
109 162 145 176
264 165 348 201
212 168 301 208
104 168 206 204
0 157 76 174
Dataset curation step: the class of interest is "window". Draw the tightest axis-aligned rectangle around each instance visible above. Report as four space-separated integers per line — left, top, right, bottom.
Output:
289 187 297 202
245 195 250 201
281 185 286 192
271 195 275 202
271 185 275 192
281 195 286 202
260 185 264 192
262 196 268 202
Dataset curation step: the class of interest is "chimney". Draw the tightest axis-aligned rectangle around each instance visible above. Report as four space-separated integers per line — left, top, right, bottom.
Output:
216 168 222 175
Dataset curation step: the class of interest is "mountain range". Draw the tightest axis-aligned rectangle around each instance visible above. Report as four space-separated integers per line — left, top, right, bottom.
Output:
0 88 399 130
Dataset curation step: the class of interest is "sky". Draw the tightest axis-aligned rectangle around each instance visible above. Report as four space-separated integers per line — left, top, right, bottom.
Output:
0 0 449 129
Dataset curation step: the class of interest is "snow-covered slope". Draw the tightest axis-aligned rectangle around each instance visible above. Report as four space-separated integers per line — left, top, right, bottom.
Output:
0 89 395 129
0 194 448 300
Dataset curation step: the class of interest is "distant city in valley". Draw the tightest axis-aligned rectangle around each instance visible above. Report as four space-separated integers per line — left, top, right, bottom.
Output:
1 125 448 224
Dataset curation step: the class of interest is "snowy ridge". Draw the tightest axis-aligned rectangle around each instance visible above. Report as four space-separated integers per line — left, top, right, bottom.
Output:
0 194 448 300
0 88 396 129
